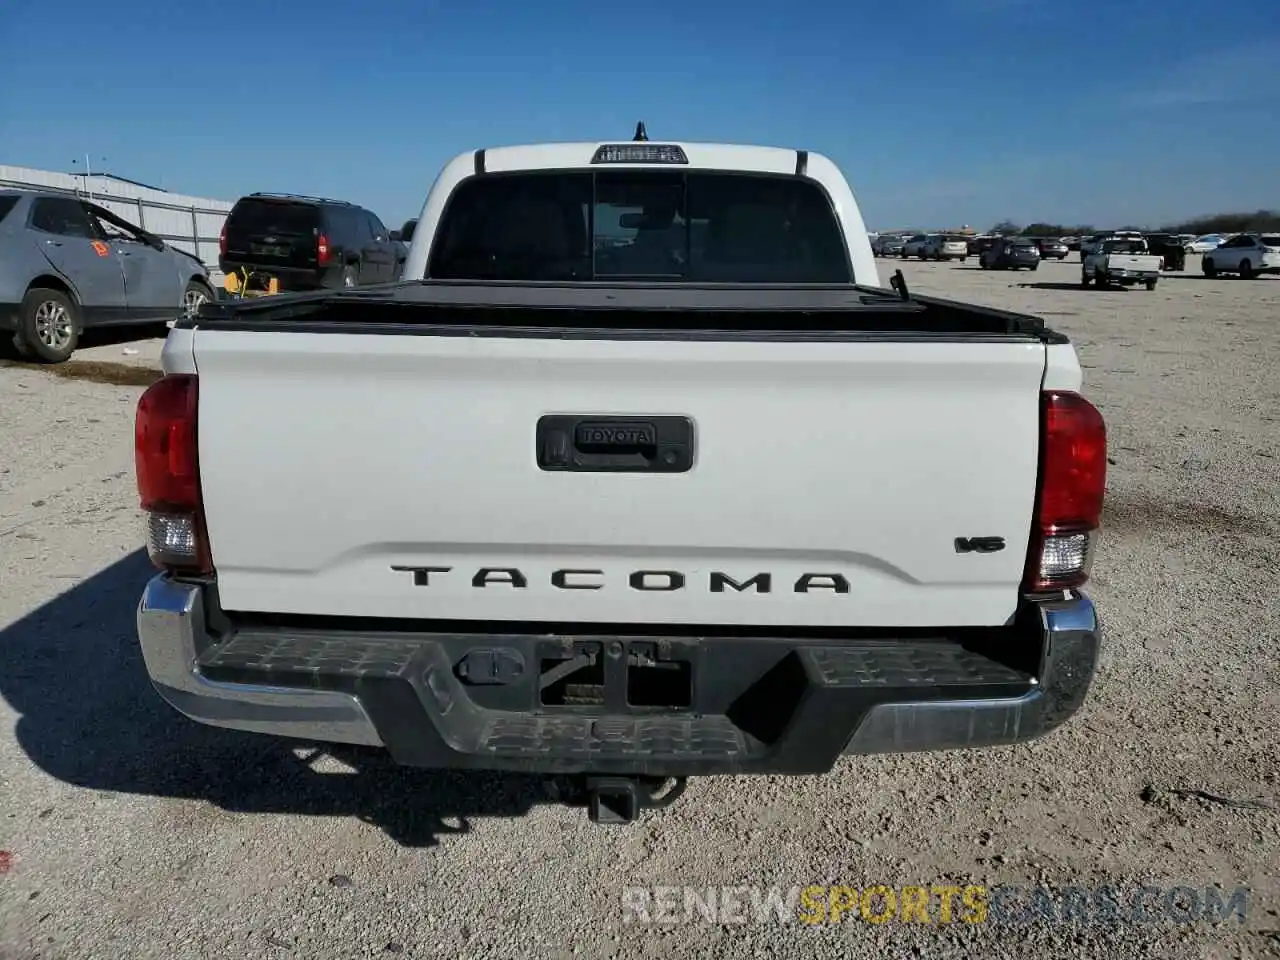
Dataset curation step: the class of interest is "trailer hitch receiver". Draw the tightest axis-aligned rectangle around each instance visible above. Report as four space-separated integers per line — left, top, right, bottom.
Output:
546 775 690 824
588 777 642 825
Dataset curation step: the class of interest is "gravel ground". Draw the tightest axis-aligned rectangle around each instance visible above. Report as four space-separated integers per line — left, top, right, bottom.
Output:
1 260 1277 959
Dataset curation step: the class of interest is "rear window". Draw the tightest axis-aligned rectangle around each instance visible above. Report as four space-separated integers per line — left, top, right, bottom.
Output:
0 195 18 224
227 199 320 236
1260 235 1280 247
427 171 852 283
1103 239 1145 253
1011 238 1037 246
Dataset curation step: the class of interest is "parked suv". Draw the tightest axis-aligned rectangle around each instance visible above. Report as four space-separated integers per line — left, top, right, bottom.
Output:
980 237 1041 271
0 189 213 363
922 234 969 261
901 234 930 259
1142 233 1187 271
218 193 405 296
1201 233 1280 278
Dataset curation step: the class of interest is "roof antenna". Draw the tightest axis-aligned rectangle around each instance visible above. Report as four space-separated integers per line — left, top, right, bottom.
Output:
633 121 648 142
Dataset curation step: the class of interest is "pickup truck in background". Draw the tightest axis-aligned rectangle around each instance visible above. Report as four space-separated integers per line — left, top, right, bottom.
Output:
135 130 1106 825
1081 236 1163 289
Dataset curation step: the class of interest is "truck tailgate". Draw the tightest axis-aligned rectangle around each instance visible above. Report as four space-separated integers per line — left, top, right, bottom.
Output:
193 331 1047 627
1106 254 1161 272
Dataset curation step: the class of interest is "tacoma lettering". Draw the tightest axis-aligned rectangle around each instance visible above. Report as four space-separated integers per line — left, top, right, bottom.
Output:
473 567 527 588
795 573 850 593
392 566 848 596
709 572 771 593
389 565 452 586
551 569 604 590
629 570 685 591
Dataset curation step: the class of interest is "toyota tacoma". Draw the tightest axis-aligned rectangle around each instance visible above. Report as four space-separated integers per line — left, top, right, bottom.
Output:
135 127 1106 824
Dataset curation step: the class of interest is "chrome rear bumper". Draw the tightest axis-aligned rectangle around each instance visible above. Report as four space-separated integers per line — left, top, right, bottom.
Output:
137 575 382 745
137 575 1100 765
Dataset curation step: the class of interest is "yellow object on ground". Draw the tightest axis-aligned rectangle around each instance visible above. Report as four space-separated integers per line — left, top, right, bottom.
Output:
223 271 279 297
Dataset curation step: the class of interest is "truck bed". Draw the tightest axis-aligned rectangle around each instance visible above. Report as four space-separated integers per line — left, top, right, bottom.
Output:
172 281 1065 629
186 279 1066 341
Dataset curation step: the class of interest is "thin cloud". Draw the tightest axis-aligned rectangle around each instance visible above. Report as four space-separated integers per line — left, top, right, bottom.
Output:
1125 42 1280 108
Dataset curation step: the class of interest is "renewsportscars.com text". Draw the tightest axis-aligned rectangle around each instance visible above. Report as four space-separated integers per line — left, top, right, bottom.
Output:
620 884 1250 926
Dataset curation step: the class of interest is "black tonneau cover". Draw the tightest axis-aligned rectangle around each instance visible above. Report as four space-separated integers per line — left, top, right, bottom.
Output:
187 280 1066 343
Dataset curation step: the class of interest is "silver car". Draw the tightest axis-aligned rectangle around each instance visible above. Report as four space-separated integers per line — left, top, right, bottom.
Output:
0 189 214 362
874 234 907 257
922 234 970 261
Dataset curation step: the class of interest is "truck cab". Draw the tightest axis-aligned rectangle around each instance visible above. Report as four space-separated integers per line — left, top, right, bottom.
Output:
401 138 878 287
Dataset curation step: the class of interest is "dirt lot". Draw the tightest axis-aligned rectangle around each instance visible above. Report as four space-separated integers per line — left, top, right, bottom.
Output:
2 259 1278 959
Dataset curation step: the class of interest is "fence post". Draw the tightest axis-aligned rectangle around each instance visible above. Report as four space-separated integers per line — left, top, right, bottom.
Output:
137 197 146 229
191 205 200 260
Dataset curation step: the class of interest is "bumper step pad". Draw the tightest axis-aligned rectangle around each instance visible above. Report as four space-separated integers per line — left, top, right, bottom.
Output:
197 627 1036 774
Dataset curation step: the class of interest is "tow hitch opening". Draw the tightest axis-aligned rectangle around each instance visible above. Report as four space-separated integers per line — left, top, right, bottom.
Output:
544 775 689 824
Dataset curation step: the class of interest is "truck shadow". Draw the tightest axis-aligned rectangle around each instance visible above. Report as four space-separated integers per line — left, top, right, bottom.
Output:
1017 282 1129 292
0 550 546 847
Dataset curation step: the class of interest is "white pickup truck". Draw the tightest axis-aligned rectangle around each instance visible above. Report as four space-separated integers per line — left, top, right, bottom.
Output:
1081 236 1163 289
135 130 1106 824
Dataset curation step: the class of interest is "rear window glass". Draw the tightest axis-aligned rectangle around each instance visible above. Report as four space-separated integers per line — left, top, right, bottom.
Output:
427 171 852 283
1260 235 1280 246
0 195 18 224
1011 238 1037 246
227 199 320 236
1103 239 1145 253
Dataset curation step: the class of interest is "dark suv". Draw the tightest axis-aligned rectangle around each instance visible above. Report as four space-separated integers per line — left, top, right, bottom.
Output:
1142 233 1187 271
980 237 1041 271
218 193 405 294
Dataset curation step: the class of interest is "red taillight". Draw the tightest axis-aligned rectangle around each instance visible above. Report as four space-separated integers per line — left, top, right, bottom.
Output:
135 374 211 574
317 233 330 265
1023 391 1107 593
218 223 227 257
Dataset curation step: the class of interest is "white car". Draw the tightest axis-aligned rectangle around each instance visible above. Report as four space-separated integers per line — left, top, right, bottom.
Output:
132 130 1104 824
1201 233 1280 278
1186 234 1225 254
922 234 969 261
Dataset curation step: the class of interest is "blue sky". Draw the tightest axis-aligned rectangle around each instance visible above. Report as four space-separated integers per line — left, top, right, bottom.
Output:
2 0 1276 230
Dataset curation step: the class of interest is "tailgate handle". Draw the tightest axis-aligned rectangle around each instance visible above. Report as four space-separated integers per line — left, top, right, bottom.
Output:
536 415 694 473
